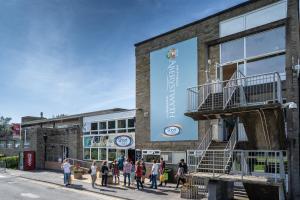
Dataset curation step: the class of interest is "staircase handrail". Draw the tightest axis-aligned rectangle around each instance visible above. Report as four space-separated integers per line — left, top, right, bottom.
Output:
223 125 237 172
197 126 212 167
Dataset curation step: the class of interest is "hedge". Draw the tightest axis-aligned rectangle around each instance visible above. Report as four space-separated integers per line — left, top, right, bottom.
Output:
0 156 19 169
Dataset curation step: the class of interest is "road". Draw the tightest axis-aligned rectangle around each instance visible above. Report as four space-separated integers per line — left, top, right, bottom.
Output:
0 173 122 200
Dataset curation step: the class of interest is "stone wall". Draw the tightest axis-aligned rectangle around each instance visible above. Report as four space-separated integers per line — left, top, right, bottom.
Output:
135 0 280 151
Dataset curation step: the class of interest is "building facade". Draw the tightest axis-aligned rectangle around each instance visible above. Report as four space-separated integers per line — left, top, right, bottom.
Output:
135 0 299 199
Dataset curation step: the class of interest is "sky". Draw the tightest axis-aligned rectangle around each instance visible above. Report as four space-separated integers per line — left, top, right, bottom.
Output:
0 0 245 122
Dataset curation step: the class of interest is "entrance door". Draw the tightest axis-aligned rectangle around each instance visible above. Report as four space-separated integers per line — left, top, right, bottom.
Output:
222 63 237 81
128 149 135 163
62 146 69 160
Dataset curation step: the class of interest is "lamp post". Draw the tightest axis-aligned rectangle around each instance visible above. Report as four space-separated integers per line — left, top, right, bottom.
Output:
43 134 48 169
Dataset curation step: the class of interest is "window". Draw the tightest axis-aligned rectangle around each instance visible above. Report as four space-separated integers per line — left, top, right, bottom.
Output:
220 27 286 78
84 148 90 160
91 123 98 130
246 55 286 79
246 27 285 58
99 121 107 130
91 148 98 160
108 149 116 161
99 148 107 160
128 118 135 128
0 140 6 148
84 137 92 148
220 38 244 63
220 1 287 37
118 120 126 129
108 121 116 133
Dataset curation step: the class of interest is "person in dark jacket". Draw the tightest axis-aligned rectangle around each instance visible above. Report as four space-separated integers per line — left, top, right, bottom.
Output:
101 161 109 186
159 157 167 186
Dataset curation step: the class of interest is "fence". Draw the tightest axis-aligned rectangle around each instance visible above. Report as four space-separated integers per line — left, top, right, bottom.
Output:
187 72 282 112
0 160 6 173
187 149 287 183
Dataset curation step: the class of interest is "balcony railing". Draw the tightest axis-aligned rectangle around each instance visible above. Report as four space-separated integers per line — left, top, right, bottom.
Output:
187 72 282 112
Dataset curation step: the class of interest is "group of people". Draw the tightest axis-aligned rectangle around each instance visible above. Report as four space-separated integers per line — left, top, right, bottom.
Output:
61 156 188 191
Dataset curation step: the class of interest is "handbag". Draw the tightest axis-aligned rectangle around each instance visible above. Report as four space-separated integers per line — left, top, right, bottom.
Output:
88 169 92 174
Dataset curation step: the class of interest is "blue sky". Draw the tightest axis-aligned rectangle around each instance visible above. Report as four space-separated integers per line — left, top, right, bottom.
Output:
0 0 245 122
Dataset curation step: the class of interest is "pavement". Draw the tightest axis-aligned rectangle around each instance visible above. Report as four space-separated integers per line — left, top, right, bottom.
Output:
4 169 182 200
0 172 122 200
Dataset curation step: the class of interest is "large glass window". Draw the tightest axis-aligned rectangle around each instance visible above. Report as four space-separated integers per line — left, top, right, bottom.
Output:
128 118 135 128
91 122 98 130
108 121 116 133
99 148 107 160
220 38 244 63
91 148 98 160
84 148 90 160
246 55 285 78
108 149 116 161
246 27 285 58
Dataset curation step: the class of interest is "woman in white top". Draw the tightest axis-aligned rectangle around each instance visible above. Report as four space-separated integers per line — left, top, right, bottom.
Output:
61 159 71 186
150 160 159 189
90 161 97 188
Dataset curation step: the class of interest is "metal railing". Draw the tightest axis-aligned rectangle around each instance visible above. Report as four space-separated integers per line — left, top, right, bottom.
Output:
187 150 287 184
181 174 208 199
223 126 237 173
187 72 282 112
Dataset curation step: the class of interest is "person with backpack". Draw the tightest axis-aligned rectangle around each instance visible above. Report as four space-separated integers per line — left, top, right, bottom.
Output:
180 159 188 174
159 157 167 186
175 162 185 189
101 161 109 186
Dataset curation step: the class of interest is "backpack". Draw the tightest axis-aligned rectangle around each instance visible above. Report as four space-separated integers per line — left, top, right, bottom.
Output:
183 163 188 174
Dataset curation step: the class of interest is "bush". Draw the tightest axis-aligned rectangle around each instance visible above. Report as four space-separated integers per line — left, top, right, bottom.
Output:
0 156 19 169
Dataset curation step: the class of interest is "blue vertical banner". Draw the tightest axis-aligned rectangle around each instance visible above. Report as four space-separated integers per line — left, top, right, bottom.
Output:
150 37 198 141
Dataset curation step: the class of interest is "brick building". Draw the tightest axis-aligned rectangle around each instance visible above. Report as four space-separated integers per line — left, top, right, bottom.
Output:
21 108 135 170
135 0 299 199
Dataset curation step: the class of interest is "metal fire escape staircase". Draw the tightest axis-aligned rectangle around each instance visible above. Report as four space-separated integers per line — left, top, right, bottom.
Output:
196 125 237 173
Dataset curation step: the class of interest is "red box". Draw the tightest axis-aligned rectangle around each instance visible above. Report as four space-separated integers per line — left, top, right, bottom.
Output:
23 151 35 170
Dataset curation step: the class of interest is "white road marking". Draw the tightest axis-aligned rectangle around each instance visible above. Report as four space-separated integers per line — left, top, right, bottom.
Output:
20 193 40 199
0 174 6 178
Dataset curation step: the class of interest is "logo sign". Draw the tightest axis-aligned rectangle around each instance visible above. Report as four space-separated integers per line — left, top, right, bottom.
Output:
163 125 181 137
114 135 133 147
166 48 177 60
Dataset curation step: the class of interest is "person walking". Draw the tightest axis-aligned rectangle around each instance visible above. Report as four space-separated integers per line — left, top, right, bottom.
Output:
61 159 71 187
101 161 109 186
118 155 125 171
159 157 167 186
150 160 159 189
123 159 132 187
90 160 97 188
175 162 185 189
130 161 135 186
112 160 120 184
135 161 144 190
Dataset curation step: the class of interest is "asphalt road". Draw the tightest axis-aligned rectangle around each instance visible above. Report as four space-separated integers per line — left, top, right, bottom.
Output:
0 173 122 200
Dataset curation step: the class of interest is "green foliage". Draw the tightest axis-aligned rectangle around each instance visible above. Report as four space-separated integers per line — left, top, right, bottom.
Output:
0 156 19 169
0 116 12 134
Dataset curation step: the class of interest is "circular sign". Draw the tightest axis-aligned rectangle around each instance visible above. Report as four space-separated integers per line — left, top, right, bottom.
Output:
114 135 133 147
163 125 181 136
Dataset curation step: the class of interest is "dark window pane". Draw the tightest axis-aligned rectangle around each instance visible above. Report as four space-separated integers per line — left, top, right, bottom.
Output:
128 128 135 133
99 149 107 160
99 122 106 130
118 120 126 129
108 121 115 129
91 123 98 130
128 118 135 128
117 129 126 133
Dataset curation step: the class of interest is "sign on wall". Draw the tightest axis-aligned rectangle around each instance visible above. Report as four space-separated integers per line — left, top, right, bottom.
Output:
150 37 198 141
83 133 135 149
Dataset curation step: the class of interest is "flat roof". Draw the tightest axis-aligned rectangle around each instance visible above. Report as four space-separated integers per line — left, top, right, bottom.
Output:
134 0 251 47
21 108 134 126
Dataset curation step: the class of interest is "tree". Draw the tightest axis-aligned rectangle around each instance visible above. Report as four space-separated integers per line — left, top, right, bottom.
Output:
0 116 12 134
